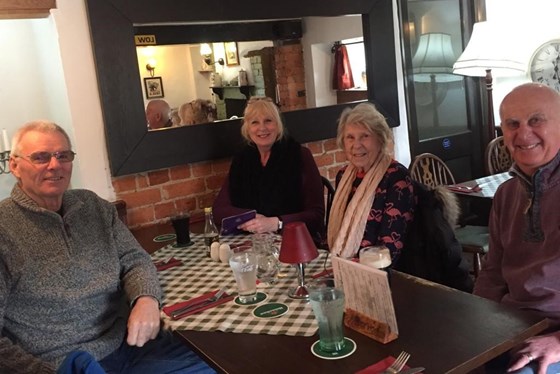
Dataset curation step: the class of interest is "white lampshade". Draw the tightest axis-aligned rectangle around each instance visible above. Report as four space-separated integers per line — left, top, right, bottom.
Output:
412 33 462 83
200 43 212 56
453 21 527 77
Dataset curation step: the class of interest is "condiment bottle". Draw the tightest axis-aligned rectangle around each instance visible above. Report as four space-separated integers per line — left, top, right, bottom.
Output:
203 207 219 257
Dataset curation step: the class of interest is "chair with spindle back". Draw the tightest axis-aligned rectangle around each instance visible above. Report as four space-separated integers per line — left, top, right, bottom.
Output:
485 136 513 175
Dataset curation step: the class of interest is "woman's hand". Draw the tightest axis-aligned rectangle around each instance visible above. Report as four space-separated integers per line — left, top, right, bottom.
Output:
508 333 560 374
239 214 279 233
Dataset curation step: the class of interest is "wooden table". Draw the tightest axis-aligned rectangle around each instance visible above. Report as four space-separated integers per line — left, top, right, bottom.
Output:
175 272 548 374
132 221 548 374
448 172 512 226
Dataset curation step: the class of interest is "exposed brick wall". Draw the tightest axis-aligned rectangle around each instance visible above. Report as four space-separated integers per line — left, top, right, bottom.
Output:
112 138 346 228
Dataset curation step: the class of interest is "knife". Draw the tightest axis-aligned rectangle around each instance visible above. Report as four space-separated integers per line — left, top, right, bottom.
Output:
398 367 425 374
171 288 226 318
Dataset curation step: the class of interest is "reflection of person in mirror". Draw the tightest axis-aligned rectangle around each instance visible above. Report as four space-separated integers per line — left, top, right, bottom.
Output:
178 99 217 126
213 97 325 243
1 121 214 373
475 83 560 374
145 99 172 129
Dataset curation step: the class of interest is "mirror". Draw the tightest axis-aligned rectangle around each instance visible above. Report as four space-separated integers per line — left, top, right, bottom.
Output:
85 0 399 176
135 18 368 129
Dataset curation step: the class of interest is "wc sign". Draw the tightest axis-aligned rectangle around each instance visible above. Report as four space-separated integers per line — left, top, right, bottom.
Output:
134 35 156 45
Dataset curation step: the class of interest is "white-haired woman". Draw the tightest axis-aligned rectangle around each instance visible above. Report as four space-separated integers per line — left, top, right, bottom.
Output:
213 97 324 241
328 102 415 261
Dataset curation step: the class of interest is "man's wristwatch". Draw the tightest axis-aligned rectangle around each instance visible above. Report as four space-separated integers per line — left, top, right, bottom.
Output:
277 218 283 231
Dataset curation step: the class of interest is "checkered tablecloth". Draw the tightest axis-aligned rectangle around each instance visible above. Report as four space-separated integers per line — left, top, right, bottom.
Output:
152 233 325 337
473 172 512 198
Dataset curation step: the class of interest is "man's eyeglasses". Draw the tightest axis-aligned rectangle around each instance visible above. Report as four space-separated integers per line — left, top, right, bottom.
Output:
15 151 76 164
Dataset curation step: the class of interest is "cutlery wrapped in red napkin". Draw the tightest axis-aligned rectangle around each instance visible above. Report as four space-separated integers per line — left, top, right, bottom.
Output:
447 184 481 193
153 257 183 271
355 355 411 374
163 289 234 320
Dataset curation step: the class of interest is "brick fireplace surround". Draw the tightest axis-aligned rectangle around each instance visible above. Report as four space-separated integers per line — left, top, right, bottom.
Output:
112 138 346 228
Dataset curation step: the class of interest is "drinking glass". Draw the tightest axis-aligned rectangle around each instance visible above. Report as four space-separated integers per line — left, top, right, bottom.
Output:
308 278 346 353
229 250 258 303
171 214 191 246
253 233 279 284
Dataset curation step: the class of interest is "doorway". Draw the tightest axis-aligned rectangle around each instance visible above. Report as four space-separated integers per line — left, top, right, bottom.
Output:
400 0 485 181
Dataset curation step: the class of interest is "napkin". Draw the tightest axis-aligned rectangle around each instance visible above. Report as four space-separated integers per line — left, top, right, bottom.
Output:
163 289 234 320
153 257 183 271
447 184 481 193
355 356 411 374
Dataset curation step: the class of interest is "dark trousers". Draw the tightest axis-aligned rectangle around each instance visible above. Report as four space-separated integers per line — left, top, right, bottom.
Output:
99 330 215 374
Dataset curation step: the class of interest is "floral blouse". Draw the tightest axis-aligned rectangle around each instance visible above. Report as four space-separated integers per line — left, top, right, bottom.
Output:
335 160 415 261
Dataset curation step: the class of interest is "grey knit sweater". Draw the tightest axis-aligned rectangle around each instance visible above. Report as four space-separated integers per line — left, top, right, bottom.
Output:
0 185 162 373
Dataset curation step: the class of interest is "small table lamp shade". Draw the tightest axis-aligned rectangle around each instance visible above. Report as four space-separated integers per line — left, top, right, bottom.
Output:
279 222 319 264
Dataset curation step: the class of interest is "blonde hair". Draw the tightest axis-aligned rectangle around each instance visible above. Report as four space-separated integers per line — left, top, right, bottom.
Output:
240 97 284 143
12 120 72 155
179 99 217 126
336 102 394 157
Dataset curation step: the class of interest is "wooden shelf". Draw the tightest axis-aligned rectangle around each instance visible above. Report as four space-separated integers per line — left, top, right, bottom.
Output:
210 85 254 100
0 0 56 19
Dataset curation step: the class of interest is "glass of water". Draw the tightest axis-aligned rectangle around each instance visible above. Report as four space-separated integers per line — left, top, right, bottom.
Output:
308 278 346 353
229 250 258 303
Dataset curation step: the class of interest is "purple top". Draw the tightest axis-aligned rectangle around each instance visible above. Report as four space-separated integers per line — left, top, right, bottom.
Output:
474 152 560 326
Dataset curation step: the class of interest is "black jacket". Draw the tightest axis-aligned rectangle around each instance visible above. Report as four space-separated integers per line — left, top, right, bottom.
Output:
394 181 473 293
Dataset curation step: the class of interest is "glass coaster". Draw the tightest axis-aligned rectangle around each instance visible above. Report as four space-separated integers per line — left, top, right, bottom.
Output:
252 303 288 319
311 338 356 360
234 292 267 306
172 241 194 248
153 234 176 242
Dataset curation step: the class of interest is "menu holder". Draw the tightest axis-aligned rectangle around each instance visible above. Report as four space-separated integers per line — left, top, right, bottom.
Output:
331 256 398 344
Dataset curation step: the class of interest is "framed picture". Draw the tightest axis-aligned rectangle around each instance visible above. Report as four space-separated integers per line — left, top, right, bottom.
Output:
224 42 239 66
144 77 164 99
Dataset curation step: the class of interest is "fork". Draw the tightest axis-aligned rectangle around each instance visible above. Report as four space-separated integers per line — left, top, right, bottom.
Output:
382 351 411 374
171 288 227 318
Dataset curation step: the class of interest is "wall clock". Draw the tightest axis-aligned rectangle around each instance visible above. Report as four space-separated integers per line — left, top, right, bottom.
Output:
529 40 560 92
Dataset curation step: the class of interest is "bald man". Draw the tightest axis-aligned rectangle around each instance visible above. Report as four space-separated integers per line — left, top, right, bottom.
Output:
474 83 560 374
146 99 172 129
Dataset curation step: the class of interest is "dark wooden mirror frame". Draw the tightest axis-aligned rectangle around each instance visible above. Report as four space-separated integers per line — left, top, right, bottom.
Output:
85 0 399 176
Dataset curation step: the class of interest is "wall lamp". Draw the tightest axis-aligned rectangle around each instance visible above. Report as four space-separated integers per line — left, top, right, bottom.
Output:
204 56 225 66
146 58 157 77
200 43 224 66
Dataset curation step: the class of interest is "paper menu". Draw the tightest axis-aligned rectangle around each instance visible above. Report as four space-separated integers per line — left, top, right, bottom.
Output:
332 256 398 341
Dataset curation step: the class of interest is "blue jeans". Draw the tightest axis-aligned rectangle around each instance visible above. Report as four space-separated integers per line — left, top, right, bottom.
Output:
98 330 215 374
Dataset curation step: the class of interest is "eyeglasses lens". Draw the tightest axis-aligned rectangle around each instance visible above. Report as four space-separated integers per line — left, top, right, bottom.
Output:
29 151 75 164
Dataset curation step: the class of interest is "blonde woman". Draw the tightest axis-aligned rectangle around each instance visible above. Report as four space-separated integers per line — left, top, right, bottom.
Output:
213 97 324 241
328 102 414 261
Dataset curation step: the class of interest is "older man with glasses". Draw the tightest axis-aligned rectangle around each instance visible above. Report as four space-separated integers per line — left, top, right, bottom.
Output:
0 121 213 373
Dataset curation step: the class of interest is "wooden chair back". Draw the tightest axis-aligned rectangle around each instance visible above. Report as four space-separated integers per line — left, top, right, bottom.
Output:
409 153 455 188
485 136 512 175
321 176 335 232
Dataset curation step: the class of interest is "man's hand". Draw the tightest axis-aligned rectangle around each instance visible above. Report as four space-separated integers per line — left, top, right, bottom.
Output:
508 333 560 374
126 296 160 347
239 214 279 233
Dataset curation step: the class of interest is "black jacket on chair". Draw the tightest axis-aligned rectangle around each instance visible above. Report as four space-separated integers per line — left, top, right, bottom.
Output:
394 181 473 293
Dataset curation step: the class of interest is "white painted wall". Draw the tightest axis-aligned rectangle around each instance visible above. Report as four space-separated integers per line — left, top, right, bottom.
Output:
486 0 560 124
